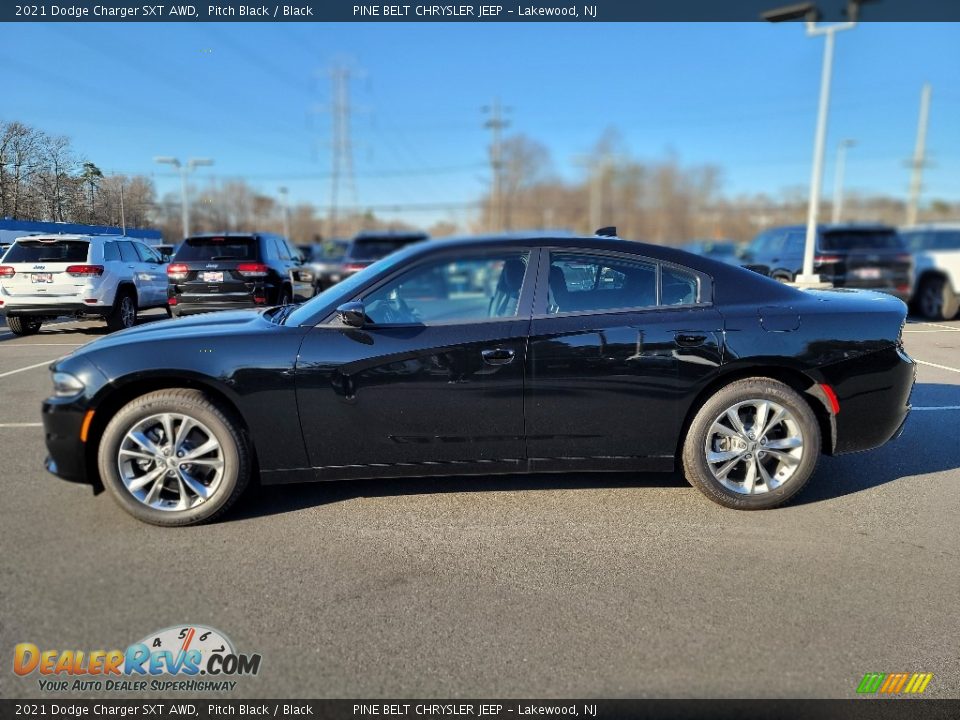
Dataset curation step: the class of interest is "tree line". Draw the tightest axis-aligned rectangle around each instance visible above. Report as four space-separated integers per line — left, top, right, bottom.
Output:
3 120 957 245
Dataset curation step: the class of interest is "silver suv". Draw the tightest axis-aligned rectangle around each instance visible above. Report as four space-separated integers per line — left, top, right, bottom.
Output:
0 234 169 335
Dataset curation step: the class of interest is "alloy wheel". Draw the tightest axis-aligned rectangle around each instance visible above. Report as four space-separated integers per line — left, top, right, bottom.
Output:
117 413 224 511
120 296 136 328
704 399 805 495
921 283 942 319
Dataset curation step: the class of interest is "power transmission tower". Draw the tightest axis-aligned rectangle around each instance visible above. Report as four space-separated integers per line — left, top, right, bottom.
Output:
482 99 510 232
906 83 932 227
325 63 360 238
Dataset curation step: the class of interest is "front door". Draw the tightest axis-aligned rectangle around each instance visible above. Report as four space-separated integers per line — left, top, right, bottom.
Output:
295 248 537 479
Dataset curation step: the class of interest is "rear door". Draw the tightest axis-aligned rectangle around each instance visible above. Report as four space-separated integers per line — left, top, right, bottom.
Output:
0 238 91 298
525 249 724 471
117 240 150 305
132 242 167 307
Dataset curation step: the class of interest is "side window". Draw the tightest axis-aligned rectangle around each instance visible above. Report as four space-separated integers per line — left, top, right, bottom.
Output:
117 241 139 263
547 253 656 314
103 242 121 262
274 238 291 261
362 252 530 325
284 240 300 262
784 231 806 255
661 265 699 306
133 243 161 263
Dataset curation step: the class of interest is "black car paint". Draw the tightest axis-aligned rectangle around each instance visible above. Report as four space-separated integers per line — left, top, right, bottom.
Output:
43 235 914 488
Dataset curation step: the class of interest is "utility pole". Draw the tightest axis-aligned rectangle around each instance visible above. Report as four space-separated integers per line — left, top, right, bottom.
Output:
278 186 291 240
831 139 855 224
482 98 510 232
153 156 214 239
326 64 359 239
119 180 126 235
906 83 932 227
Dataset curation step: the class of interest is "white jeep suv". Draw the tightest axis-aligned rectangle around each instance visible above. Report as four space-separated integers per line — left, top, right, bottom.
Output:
901 224 960 321
0 234 169 335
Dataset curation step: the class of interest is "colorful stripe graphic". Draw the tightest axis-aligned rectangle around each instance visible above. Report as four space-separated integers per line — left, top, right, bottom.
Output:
857 672 933 694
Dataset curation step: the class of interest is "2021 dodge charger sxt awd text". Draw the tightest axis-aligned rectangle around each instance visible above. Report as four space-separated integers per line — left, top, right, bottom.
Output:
42 234 915 525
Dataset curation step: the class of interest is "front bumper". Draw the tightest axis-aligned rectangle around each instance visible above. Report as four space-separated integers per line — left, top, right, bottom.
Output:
42 397 90 483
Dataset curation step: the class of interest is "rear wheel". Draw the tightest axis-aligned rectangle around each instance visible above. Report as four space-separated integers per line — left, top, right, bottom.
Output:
918 276 959 321
6 316 43 336
682 378 820 510
107 290 137 332
97 389 251 526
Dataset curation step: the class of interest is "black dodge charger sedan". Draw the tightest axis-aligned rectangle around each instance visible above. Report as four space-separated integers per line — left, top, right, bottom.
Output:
42 233 915 525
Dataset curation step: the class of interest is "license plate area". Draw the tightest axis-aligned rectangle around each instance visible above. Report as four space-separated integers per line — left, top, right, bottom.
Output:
852 267 881 280
201 271 224 283
31 273 53 284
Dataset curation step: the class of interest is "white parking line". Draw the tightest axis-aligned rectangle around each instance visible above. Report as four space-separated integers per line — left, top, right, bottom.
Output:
912 406 960 411
1 343 83 347
915 359 960 374
905 322 960 332
0 360 56 379
0 422 42 428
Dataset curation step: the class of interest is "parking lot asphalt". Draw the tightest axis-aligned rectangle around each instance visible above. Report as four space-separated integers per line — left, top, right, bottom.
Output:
1 310 958 700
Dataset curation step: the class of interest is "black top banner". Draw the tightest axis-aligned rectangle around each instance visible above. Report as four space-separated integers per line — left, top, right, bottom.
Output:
4 0 959 23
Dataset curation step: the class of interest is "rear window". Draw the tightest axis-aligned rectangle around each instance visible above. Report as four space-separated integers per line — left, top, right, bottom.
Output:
349 237 426 261
175 236 259 262
820 230 903 251
4 239 89 263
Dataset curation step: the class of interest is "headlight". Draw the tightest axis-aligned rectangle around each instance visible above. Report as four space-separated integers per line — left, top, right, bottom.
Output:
52 371 85 398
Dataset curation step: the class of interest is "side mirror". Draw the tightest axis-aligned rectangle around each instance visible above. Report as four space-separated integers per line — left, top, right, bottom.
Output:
337 301 367 328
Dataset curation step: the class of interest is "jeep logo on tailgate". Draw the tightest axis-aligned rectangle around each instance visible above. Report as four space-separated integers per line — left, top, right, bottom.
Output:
32 265 45 270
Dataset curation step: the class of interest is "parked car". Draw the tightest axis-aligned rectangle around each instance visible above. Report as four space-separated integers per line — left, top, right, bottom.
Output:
166 233 312 317
339 231 428 281
900 223 960 320
684 239 740 264
42 232 914 525
740 224 913 301
305 239 349 293
0 234 169 335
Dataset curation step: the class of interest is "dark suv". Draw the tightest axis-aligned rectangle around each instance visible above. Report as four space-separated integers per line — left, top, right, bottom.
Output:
167 233 311 316
339 231 429 281
740 224 913 301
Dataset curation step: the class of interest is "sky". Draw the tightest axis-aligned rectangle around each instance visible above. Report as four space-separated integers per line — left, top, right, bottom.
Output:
1 21 957 228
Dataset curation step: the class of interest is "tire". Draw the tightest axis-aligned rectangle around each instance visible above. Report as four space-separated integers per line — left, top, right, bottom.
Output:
918 276 959 321
682 378 821 510
107 290 138 332
6 316 42 336
97 389 252 526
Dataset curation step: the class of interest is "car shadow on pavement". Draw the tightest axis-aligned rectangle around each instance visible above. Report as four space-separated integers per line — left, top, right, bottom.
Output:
230 382 960 520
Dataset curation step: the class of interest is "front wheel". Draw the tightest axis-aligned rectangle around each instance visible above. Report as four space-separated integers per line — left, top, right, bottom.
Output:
682 378 821 510
97 389 252 526
6 316 43 336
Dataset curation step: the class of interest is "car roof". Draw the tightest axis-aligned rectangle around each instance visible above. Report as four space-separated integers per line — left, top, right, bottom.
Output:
12 234 128 242
767 223 895 233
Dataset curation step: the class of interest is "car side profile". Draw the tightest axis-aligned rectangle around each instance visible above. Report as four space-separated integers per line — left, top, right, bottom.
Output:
741 224 913 301
42 233 914 525
900 223 960 320
0 234 169 335
166 232 311 316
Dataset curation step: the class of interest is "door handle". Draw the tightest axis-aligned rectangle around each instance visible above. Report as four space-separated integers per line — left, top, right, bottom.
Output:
481 348 516 365
675 332 707 348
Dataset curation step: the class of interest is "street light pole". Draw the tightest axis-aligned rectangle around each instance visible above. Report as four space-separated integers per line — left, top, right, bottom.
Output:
832 138 856 224
153 156 214 240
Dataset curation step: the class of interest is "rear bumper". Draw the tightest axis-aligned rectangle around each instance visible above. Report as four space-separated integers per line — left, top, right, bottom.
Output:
1 302 109 318
819 344 915 455
172 298 262 315
42 397 90 484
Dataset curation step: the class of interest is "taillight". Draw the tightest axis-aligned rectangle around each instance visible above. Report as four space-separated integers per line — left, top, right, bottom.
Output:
167 263 189 280
65 265 104 277
343 263 368 273
237 262 269 278
168 297 178 306
814 255 842 264
0 266 15 278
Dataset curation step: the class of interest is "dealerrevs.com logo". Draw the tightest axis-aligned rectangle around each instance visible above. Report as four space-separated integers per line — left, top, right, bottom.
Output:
13 625 261 693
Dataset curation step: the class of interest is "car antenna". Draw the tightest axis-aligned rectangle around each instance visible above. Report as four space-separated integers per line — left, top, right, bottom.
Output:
595 226 617 237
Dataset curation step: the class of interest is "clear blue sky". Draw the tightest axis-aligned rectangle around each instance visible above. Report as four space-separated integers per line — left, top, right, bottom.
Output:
1 21 957 226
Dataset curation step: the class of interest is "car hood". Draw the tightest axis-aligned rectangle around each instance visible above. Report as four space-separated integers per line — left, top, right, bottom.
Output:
79 310 272 352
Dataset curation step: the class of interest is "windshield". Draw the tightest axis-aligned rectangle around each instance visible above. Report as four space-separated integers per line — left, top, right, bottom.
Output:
4 239 90 263
902 230 960 251
175 236 258 261
284 242 428 326
820 230 903 251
